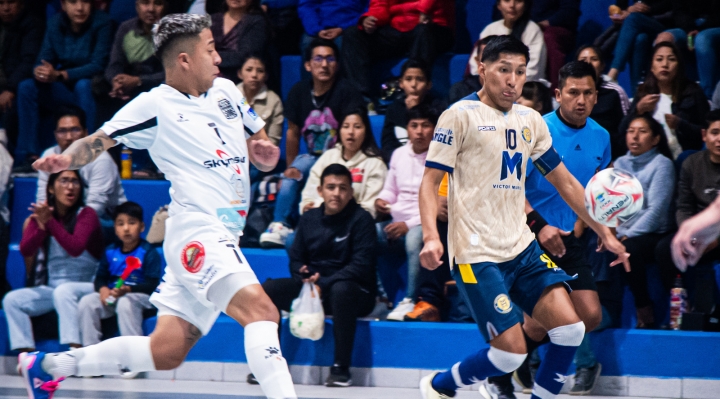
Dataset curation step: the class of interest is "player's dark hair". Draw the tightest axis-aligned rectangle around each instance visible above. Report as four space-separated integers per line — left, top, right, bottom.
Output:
481 35 530 65
113 201 144 222
153 13 211 66
627 114 673 160
520 81 553 115
407 104 440 126
320 163 353 186
54 105 87 130
304 38 339 63
558 61 597 91
340 109 382 158
400 58 432 81
46 170 86 234
706 109 720 127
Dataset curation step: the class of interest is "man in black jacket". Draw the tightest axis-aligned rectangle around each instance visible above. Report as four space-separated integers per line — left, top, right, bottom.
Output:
259 163 377 387
0 0 44 144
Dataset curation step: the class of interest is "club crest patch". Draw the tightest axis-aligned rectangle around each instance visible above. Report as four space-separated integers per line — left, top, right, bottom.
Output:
218 98 238 120
181 241 206 273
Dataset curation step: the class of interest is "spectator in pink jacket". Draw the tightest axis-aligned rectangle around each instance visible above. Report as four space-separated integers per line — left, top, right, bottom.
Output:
375 104 437 321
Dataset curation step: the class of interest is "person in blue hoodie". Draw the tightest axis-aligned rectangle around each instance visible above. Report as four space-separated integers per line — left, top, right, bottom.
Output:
14 0 112 172
614 114 675 329
297 0 367 53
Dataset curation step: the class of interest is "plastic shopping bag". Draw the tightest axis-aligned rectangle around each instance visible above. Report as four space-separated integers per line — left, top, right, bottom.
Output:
289 282 325 340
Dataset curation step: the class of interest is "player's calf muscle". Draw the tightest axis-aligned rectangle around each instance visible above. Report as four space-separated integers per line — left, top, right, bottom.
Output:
149 317 201 370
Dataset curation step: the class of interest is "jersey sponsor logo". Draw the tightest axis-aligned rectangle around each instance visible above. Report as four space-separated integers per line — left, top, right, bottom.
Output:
247 107 259 120
204 149 245 174
177 113 189 122
181 241 205 273
517 110 531 116
575 144 582 151
494 294 513 314
521 126 532 143
500 151 523 181
478 126 496 131
433 128 453 145
217 98 238 120
197 264 217 290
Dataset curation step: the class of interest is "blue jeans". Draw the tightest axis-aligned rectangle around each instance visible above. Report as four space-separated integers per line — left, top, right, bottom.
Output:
272 153 318 226
376 221 423 299
16 78 97 161
611 13 667 93
665 28 720 98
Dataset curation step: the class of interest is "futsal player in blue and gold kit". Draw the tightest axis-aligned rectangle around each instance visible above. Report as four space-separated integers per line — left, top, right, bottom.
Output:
417 36 630 399
489 62 614 396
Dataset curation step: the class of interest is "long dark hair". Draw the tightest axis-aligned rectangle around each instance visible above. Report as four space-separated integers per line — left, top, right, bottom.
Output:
46 170 86 234
339 109 381 158
637 42 690 104
574 44 605 85
627 114 674 160
494 0 533 41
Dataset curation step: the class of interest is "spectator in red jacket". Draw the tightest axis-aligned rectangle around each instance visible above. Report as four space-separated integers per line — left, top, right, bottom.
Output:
341 0 455 99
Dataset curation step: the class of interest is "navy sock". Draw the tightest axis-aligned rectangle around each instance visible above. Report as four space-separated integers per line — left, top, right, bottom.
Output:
531 342 577 399
431 348 505 393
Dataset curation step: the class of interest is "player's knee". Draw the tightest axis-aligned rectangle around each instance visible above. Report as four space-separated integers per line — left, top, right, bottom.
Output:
488 346 528 374
548 321 585 347
583 309 602 332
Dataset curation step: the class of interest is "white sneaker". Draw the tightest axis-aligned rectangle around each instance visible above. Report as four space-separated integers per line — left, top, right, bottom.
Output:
259 222 293 247
386 298 415 321
478 379 499 399
121 371 139 379
420 372 453 399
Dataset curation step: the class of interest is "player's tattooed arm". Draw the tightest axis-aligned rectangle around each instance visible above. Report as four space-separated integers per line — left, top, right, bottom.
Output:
65 131 117 170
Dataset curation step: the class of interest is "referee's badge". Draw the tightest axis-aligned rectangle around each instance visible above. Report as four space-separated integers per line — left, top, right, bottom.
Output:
217 98 238 120
521 127 532 143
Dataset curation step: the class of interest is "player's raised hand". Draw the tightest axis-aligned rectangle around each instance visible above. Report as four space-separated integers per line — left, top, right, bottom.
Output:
248 139 280 171
597 233 631 272
33 154 72 173
420 238 444 270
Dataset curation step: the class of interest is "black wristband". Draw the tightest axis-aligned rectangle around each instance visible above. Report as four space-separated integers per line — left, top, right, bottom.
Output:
526 210 549 236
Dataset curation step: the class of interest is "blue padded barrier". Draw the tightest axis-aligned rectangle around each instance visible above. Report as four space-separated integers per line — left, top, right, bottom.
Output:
369 115 385 147
450 54 471 86
280 56 303 102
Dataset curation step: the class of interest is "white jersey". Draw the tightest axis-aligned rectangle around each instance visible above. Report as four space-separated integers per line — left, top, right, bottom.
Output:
100 78 265 237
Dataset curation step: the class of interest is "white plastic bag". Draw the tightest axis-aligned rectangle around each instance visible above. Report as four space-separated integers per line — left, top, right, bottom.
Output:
289 282 325 340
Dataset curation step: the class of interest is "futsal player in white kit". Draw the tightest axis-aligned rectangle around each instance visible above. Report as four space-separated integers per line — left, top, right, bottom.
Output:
23 14 298 399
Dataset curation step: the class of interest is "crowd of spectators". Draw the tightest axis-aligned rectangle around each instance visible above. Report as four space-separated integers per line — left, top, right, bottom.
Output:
0 0 720 394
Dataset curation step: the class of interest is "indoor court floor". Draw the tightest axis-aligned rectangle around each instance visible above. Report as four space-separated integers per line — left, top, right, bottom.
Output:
0 375 653 399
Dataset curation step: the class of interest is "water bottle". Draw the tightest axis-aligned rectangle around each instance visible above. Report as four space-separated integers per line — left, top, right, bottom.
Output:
669 274 687 330
121 147 132 179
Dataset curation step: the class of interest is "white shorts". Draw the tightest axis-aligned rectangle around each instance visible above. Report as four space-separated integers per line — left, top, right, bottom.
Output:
150 212 259 335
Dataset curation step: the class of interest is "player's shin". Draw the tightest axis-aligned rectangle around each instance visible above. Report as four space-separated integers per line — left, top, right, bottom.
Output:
531 321 585 399
41 336 156 379
244 320 297 399
431 347 527 395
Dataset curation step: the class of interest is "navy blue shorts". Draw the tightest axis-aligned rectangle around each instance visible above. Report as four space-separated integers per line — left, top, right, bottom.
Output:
452 240 575 342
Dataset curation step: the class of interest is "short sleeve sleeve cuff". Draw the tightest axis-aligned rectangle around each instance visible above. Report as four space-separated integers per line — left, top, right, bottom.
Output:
425 161 454 173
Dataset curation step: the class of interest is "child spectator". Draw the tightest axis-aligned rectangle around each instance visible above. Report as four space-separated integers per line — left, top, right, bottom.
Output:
256 164 377 387
300 110 386 217
259 38 364 247
341 0 455 99
606 0 675 91
576 45 630 159
481 0 547 81
3 170 103 351
376 104 436 321
210 0 270 80
516 81 553 115
614 114 675 328
620 42 710 159
297 0 367 53
78 201 161 378
36 106 127 240
99 0 167 121
530 0 581 89
655 110 720 314
448 36 495 104
236 54 283 146
0 0 44 145
381 59 443 163
14 0 113 171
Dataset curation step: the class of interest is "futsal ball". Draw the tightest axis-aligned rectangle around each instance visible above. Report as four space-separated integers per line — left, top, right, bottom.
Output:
584 168 644 227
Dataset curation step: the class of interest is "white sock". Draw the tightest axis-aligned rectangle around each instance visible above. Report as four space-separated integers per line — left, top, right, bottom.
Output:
244 321 297 399
44 336 156 378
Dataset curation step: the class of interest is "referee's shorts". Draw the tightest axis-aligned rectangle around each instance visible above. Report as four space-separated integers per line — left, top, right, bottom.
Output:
541 234 597 292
